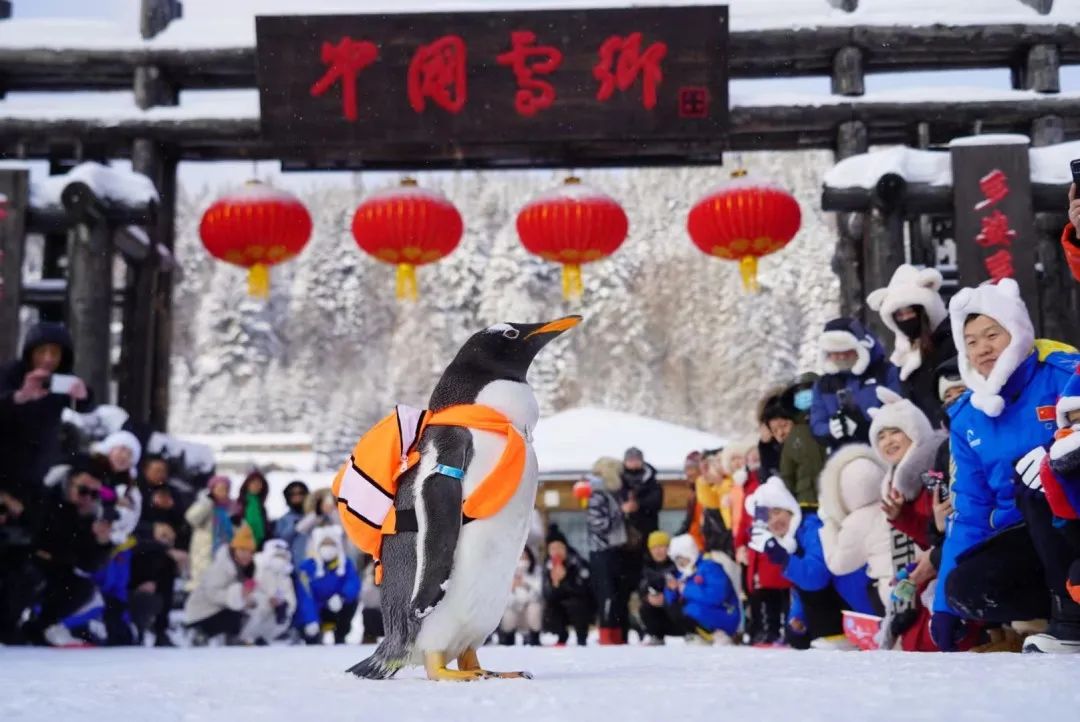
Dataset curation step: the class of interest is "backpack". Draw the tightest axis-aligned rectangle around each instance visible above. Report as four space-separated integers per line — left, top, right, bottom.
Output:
332 404 527 584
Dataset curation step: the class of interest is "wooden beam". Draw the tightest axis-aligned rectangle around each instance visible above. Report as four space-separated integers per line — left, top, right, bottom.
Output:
3 94 1080 163
1 23 1080 90
140 0 182 40
0 168 28 360
66 221 113 404
831 46 864 97
1019 0 1054 14
823 181 1071 214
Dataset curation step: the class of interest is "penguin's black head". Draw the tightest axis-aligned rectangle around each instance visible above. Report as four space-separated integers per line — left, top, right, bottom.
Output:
431 316 582 406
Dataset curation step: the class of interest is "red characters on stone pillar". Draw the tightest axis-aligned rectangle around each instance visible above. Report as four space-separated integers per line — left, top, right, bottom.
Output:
309 37 380 121
496 31 564 117
408 35 468 114
593 33 668 110
975 169 1009 211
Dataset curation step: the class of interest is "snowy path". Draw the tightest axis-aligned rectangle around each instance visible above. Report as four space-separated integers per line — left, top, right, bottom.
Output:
2 644 1078 722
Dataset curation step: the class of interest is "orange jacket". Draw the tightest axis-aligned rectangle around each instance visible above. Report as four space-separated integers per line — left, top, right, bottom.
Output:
332 404 526 583
1062 223 1080 283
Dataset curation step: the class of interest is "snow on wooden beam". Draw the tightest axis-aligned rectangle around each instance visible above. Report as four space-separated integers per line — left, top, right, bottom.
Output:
822 181 1069 214
1 23 1079 90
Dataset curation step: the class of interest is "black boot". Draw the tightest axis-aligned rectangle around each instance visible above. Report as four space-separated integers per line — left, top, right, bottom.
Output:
526 631 541 646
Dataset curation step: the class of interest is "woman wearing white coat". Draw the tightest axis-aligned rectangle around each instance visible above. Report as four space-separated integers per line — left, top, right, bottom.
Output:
817 444 892 609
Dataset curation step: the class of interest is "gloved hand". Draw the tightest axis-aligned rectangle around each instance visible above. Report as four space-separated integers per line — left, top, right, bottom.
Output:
327 594 344 613
1014 447 1048 492
304 621 320 639
1050 430 1080 477
748 525 771 553
930 612 965 652
829 415 858 440
762 537 790 566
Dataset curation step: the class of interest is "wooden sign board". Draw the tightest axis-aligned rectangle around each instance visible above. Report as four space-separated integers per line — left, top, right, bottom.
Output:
950 138 1039 316
255 6 728 170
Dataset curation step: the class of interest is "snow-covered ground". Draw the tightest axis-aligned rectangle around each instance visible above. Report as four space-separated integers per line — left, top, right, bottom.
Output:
2 644 1078 721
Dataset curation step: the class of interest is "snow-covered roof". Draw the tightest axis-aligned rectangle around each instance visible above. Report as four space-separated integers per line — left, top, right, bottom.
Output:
1 0 1077 52
824 138 1080 189
532 407 726 478
28 161 159 210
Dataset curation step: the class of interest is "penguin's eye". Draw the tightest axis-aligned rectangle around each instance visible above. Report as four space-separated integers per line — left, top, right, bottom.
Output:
503 328 520 340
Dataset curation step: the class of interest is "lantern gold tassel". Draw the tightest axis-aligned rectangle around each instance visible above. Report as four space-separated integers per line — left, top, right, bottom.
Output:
562 264 584 300
396 263 419 300
739 256 760 293
248 263 270 298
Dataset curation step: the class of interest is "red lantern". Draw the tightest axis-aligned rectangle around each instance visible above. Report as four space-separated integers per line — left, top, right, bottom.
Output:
687 173 801 292
351 179 464 300
199 181 312 297
572 479 592 509
516 177 629 299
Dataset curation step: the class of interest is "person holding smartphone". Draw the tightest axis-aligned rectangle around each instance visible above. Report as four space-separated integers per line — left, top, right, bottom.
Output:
0 322 92 501
1060 163 1080 283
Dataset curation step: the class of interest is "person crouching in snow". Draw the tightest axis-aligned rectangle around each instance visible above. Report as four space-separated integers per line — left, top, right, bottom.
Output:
1038 366 1080 634
184 523 257 645
295 526 359 645
499 548 544 646
541 525 592 647
810 319 902 453
746 477 879 649
663 534 740 645
639 531 678 645
935 280 1080 654
240 539 297 645
816 444 892 610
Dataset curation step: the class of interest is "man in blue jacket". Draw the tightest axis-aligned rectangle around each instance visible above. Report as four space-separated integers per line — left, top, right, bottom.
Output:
933 279 1080 654
294 526 360 644
664 533 740 643
747 476 879 647
810 318 902 454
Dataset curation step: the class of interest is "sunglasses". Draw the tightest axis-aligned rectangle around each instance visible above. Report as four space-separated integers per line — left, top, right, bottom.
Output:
76 485 100 500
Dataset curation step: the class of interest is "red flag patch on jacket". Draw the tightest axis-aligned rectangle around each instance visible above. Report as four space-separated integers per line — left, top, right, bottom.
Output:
1037 406 1057 423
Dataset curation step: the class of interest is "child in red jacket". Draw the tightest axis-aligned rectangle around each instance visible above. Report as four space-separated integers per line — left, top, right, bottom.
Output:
733 446 791 645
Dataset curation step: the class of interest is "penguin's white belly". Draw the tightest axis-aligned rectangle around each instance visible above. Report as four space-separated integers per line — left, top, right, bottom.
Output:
413 429 539 659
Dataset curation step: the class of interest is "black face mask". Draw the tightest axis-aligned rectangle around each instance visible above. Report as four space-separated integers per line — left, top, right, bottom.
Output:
895 314 923 342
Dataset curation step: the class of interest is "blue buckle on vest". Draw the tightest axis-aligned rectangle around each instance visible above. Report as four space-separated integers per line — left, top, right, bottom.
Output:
435 463 465 480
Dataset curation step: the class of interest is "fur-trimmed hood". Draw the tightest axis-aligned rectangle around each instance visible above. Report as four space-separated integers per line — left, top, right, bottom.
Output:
819 318 887 377
818 444 887 524
310 525 347 577
745 476 801 551
948 279 1035 418
867 265 949 382
868 387 946 500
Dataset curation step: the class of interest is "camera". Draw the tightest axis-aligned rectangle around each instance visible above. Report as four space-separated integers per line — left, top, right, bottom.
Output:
1071 158 1080 188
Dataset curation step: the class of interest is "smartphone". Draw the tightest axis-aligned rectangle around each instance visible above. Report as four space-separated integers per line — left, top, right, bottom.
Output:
753 505 770 523
49 374 78 394
1071 158 1080 187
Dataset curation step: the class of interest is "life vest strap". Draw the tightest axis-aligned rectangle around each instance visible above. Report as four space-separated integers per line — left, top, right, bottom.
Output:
389 508 476 533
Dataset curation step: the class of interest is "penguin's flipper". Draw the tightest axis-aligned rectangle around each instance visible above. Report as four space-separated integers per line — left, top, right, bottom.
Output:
411 425 471 619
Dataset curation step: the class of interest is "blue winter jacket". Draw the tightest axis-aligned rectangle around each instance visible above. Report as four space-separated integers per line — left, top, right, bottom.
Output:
934 348 1080 614
664 557 740 635
93 538 135 604
810 321 902 447
274 510 310 570
294 556 361 627
782 512 877 615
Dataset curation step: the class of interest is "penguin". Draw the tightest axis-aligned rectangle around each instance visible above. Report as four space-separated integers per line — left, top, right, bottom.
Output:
347 315 581 681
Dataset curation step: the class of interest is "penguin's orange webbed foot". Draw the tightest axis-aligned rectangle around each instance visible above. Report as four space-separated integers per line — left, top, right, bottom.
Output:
455 649 532 680
425 651 489 682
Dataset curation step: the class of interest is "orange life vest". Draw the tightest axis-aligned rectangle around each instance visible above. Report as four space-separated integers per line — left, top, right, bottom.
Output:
332 403 527 584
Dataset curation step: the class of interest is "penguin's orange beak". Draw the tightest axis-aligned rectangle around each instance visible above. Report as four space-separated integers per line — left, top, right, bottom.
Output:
525 315 582 339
